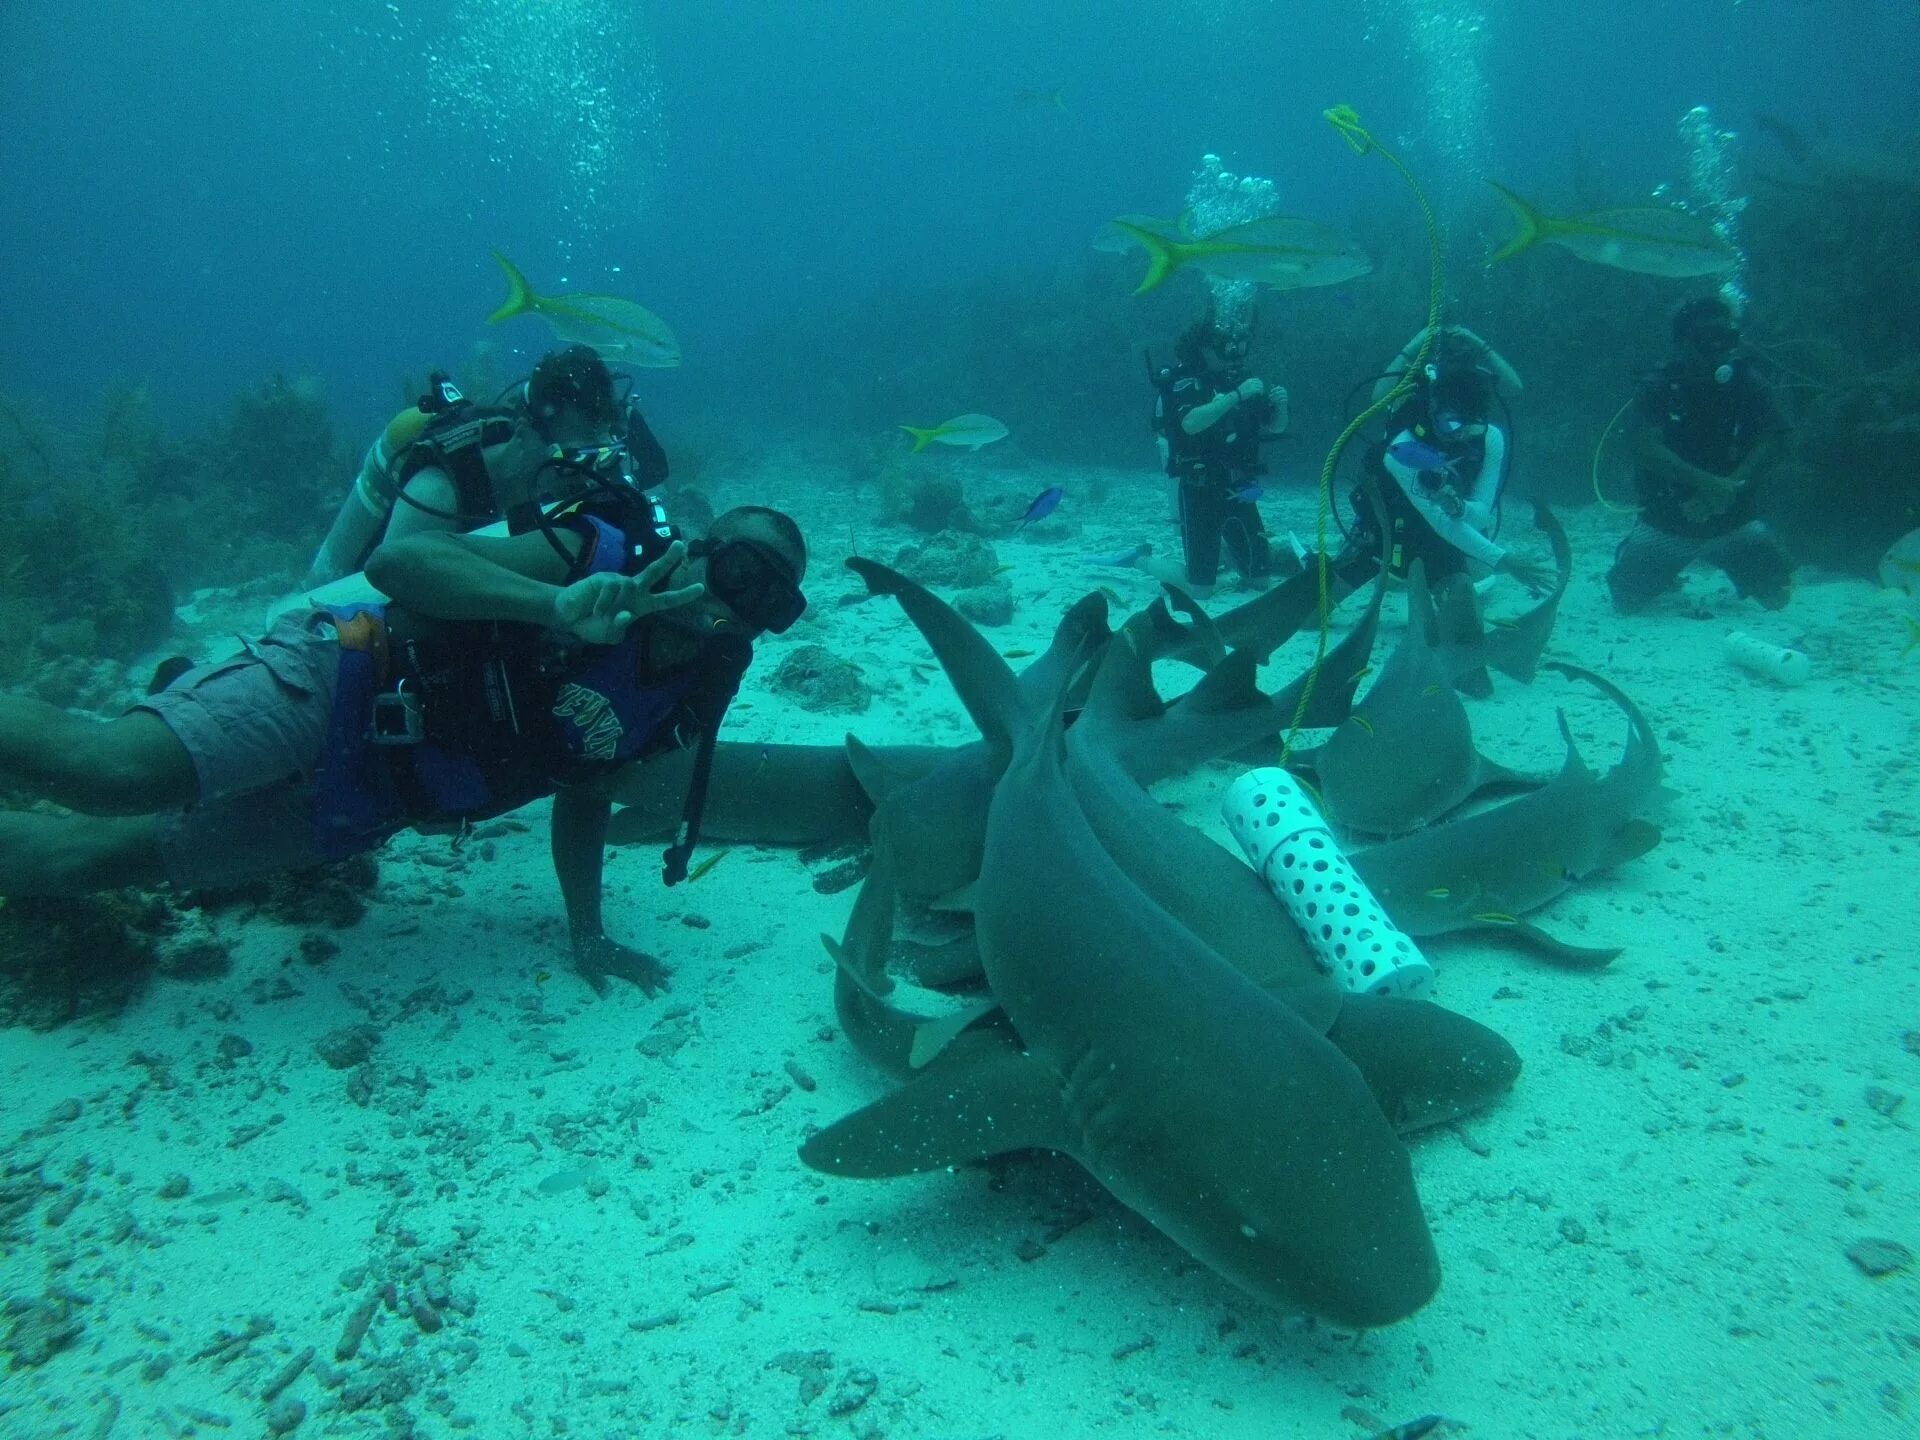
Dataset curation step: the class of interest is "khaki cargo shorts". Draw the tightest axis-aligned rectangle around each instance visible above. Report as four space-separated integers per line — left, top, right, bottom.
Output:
134 612 345 890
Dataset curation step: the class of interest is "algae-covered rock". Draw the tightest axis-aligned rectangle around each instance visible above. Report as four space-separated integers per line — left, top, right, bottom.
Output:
770 646 872 714
954 581 1015 627
892 531 1000 589
0 894 163 1031
878 465 982 534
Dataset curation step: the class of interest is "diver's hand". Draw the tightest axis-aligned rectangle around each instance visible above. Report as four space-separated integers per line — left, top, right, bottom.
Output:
550 540 704 643
572 932 672 998
1434 484 1467 520
1680 475 1740 524
1234 377 1266 402
1497 550 1557 597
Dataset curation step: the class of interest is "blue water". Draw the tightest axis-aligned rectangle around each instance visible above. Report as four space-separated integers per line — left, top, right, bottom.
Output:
2 0 1913 435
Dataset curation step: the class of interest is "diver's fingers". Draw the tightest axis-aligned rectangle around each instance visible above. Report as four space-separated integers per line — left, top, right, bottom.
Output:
633 540 687 593
646 582 707 614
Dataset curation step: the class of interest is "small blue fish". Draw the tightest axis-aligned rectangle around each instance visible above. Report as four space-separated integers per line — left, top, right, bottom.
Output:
1016 486 1065 530
1089 542 1152 567
1387 438 1458 475
1230 483 1264 503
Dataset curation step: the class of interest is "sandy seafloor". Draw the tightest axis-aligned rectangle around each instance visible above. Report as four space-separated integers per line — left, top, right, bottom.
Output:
3 458 1917 1440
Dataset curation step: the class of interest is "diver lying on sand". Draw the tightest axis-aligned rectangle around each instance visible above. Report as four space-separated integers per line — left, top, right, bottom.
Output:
0 500 807 997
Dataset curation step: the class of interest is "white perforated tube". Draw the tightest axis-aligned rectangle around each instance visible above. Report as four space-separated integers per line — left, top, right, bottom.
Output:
1222 768 1434 1000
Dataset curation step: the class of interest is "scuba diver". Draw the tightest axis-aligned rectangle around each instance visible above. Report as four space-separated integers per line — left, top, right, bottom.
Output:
304 344 670 588
1606 297 1793 612
1144 314 1291 595
1336 325 1553 593
0 479 809 998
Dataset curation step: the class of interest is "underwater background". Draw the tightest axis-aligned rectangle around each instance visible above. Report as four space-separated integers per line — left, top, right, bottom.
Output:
3 3 1920 1438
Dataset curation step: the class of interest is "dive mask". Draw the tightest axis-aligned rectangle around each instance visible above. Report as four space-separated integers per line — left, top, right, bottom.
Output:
549 439 633 486
690 537 807 635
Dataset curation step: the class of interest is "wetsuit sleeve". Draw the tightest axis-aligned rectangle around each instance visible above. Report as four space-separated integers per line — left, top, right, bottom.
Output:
625 406 669 487
1457 425 1507 531
1382 445 1506 570
1167 372 1211 430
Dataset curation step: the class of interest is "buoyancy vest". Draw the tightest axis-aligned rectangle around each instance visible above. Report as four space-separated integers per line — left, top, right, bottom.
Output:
311 500 747 862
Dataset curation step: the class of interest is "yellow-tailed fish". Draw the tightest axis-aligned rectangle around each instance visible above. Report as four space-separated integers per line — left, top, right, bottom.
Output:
488 251 682 368
1111 215 1372 295
1485 182 1737 278
1473 911 1520 926
1347 713 1376 737
1425 888 1451 899
685 850 730 883
899 413 1008 453
1001 648 1035 659
1878 528 1920 597
1091 213 1186 254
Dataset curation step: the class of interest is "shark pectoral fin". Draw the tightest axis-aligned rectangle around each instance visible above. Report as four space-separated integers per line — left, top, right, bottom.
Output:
829 935 997 1074
844 734 911 803
1473 914 1622 968
928 882 978 913
798 1031 1073 1177
1592 817 1662 871
906 998 1002 1069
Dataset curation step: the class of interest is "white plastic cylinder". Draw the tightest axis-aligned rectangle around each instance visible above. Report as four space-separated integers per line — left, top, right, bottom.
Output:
1724 631 1810 687
1222 768 1434 999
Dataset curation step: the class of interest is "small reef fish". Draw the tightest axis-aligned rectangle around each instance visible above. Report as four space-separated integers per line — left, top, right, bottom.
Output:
900 413 1008 452
1001 648 1035 659
685 850 730 883
1230 483 1264 503
488 251 682 367
1486 182 1738 278
1387 438 1460 475
1014 86 1068 112
1090 542 1153 568
1015 486 1065 530
1110 214 1373 295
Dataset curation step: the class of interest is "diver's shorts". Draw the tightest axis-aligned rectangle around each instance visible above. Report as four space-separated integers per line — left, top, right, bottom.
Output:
134 613 342 889
1606 520 1794 612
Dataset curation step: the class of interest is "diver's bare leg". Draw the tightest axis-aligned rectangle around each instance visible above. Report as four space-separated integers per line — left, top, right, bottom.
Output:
0 697 196 814
0 812 166 896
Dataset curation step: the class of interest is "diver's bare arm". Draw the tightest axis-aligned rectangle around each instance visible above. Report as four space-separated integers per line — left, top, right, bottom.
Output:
552 774 616 943
1181 384 1256 435
366 529 580 623
378 468 463 546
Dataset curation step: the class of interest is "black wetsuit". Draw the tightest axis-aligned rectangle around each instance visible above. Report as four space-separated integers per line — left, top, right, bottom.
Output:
1607 357 1793 611
1156 360 1275 587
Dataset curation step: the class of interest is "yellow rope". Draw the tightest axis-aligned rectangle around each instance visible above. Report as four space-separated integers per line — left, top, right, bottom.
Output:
1590 395 1641 514
1279 107 1446 762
